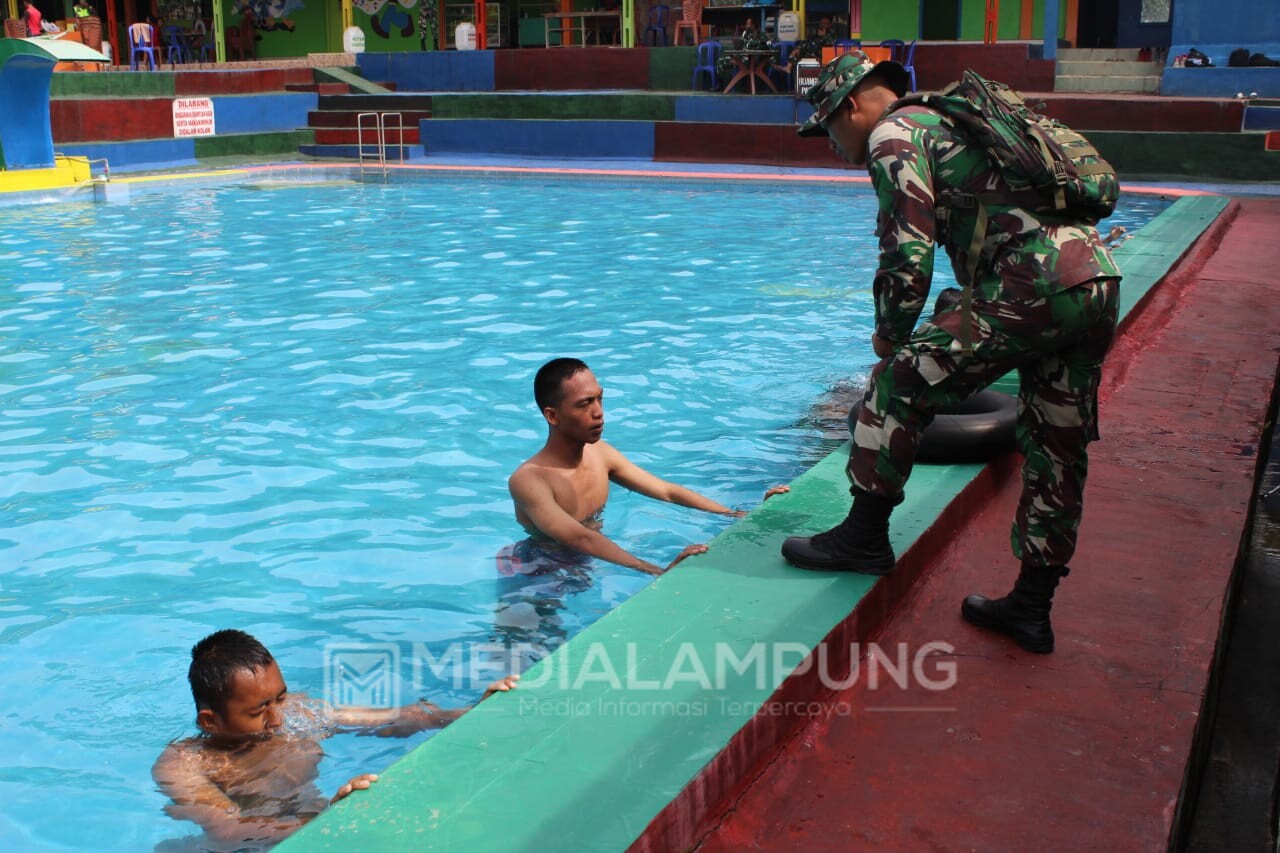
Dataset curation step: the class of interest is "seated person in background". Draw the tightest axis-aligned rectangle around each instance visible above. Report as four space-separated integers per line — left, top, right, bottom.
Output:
507 358 787 576
189 16 208 55
718 15 773 82
73 0 93 18
154 629 518 848
773 19 835 76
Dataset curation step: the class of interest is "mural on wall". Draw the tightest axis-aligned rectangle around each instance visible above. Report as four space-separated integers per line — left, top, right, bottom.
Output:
418 0 437 49
233 0 304 32
354 0 422 40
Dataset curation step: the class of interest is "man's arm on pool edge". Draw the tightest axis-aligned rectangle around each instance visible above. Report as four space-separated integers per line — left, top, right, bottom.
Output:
603 444 791 514
328 675 522 735
602 443 744 516
508 468 678 574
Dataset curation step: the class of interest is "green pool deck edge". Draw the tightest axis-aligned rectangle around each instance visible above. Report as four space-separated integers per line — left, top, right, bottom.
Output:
279 193 1230 852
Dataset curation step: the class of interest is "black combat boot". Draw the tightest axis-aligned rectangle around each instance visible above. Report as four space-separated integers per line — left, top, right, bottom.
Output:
960 563 1069 654
780 491 897 574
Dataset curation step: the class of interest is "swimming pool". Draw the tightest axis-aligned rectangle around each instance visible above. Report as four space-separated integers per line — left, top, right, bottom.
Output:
0 171 1170 849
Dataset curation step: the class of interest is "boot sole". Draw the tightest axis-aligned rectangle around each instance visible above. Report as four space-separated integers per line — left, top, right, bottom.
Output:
780 541 896 575
960 600 1054 654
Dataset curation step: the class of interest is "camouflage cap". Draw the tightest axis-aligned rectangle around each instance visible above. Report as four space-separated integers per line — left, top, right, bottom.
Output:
797 51 911 138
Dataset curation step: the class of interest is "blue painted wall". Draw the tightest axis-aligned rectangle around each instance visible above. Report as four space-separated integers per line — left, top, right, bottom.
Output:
421 118 656 158
1173 0 1280 46
56 138 199 171
210 93 319 135
1161 0 1280 95
358 52 496 92
1116 0 1172 48
0 54 55 169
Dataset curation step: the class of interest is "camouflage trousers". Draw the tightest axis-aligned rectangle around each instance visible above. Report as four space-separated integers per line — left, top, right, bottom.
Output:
849 277 1120 566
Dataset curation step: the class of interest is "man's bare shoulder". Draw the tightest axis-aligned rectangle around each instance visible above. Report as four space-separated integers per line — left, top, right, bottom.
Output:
509 454 553 491
153 737 212 785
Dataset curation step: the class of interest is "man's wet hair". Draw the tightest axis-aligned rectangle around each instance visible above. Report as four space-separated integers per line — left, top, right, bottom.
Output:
189 629 275 715
534 358 590 411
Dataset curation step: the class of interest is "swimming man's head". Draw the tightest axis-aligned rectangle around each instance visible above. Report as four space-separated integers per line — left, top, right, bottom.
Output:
534 357 590 411
189 629 288 738
534 358 603 444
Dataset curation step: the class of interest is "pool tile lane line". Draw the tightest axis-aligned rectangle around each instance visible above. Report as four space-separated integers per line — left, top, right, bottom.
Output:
697 199 1280 850
280 194 1230 851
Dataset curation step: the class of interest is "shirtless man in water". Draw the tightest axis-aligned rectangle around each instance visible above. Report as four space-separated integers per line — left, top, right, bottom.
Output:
153 629 518 849
507 358 787 576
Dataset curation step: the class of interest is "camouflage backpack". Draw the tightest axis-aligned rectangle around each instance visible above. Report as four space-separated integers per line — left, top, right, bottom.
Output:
893 68 1119 224
892 69 1119 353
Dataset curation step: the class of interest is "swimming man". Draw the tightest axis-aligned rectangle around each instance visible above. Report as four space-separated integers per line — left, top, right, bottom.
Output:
153 629 517 849
507 357 786 576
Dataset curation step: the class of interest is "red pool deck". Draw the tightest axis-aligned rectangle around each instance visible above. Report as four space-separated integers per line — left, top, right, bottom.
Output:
695 198 1280 850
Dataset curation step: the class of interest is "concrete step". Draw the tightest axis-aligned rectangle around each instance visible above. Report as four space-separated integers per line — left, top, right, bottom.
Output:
298 143 421 160
1055 75 1161 94
306 110 432 129
314 127 422 145
286 82 353 95
1244 104 1280 130
1057 59 1165 76
316 93 434 112
1057 47 1145 61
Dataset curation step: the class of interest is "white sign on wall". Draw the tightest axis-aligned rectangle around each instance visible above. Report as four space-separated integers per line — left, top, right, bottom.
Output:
172 97 215 138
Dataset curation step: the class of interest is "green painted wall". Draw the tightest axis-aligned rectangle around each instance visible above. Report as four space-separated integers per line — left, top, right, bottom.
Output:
1091 131 1280 182
859 0 919 42
859 1 1067 43
648 45 696 91
51 71 177 97
956 0 1066 41
193 128 315 157
219 0 330 58
355 1 424 53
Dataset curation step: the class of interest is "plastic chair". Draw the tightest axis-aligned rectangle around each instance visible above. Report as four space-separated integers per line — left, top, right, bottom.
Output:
162 24 189 65
691 39 720 90
879 38 905 62
902 38 918 90
3 18 26 39
643 4 669 47
833 39 861 55
771 40 795 89
225 15 255 61
128 22 157 70
673 0 702 46
78 15 102 52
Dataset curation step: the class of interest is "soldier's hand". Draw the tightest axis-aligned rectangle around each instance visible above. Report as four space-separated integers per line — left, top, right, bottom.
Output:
872 334 895 359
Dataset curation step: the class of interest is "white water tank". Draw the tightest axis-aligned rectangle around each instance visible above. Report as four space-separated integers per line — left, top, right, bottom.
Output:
776 11 800 43
342 26 365 54
455 21 477 50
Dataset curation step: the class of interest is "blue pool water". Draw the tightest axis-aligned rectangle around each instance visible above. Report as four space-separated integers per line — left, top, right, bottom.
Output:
0 172 1170 849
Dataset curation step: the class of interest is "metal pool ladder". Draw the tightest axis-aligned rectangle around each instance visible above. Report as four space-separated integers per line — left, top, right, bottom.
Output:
357 112 405 180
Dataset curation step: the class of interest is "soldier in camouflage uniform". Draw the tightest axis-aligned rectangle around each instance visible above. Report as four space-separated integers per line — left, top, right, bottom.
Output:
718 16 773 82
781 52 1121 654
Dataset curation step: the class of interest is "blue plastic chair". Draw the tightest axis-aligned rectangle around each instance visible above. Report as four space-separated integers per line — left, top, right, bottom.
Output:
902 38 918 90
833 38 861 55
162 24 189 65
691 39 720 90
644 4 669 46
879 38 905 62
127 22 157 71
771 40 795 89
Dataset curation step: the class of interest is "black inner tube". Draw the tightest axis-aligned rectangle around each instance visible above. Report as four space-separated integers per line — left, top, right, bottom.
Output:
847 389 1017 465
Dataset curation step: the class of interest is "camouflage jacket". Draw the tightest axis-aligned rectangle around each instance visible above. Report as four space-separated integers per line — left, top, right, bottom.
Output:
866 104 1122 345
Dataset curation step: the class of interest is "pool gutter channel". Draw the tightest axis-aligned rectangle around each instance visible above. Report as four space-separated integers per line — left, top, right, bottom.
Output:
274 193 1229 852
